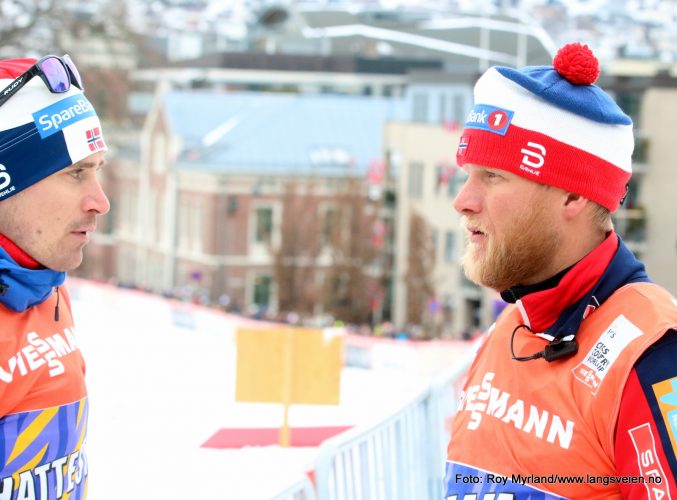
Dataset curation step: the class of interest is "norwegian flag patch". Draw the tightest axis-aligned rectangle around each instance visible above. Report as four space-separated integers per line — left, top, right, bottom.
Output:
457 136 469 157
86 127 105 152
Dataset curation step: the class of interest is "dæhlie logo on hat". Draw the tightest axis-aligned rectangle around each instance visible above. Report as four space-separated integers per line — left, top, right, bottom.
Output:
0 164 10 190
519 142 547 177
0 163 15 199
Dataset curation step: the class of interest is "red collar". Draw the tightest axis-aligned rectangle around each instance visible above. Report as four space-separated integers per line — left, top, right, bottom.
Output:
0 233 44 269
515 232 618 334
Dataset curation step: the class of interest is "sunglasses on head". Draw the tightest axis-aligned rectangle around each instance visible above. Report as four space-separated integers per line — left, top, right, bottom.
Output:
0 54 83 108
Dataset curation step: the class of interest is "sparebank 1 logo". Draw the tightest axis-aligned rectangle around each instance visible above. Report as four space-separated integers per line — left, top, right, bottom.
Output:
463 104 514 136
32 94 96 139
653 377 677 456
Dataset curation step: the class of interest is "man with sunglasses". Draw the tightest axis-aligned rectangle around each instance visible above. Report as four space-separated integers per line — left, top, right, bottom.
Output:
0 55 109 499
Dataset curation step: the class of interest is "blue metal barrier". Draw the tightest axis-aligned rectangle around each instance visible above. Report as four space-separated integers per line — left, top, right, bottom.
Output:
269 351 474 500
312 361 471 500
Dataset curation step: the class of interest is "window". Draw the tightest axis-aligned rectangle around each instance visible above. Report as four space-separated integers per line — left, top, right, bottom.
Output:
445 231 457 263
321 206 340 247
178 198 204 252
632 135 649 164
438 94 448 123
255 207 273 243
412 93 429 122
408 162 424 199
615 91 641 127
191 201 203 252
253 275 272 307
386 148 400 179
452 94 466 125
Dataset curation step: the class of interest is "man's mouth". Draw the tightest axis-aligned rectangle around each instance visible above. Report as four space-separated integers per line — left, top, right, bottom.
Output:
72 222 96 234
466 226 487 244
467 226 486 236
71 226 96 241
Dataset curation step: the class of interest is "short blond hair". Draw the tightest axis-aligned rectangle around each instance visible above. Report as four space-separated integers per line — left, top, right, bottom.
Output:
591 202 614 232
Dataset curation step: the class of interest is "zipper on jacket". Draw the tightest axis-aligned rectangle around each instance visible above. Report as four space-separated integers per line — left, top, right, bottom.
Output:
54 286 60 321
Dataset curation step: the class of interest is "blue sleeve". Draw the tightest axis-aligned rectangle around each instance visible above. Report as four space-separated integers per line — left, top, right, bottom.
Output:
624 330 677 479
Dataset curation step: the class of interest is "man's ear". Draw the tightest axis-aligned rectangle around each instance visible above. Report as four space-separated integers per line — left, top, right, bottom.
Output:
562 192 589 219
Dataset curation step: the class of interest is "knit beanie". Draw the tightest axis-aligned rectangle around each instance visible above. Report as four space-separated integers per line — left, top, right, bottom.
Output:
456 43 633 212
0 56 106 201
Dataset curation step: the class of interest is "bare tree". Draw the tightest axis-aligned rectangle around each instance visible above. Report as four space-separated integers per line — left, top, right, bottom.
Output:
404 211 436 332
0 0 56 52
273 181 322 315
0 1 144 125
323 179 381 325
78 67 132 124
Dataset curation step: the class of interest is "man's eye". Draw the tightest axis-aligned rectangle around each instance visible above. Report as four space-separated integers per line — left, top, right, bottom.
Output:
69 169 84 179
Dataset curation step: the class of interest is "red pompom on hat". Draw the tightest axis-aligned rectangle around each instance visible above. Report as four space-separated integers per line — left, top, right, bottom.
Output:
553 43 600 85
456 42 634 212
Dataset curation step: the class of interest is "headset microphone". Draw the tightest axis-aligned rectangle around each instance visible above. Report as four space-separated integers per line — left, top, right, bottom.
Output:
510 324 579 362
542 336 579 361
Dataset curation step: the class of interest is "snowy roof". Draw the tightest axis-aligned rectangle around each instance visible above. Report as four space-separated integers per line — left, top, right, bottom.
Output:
162 90 408 176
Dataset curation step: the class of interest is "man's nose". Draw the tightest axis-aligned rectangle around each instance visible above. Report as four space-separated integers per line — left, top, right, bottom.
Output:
82 177 110 215
453 174 482 215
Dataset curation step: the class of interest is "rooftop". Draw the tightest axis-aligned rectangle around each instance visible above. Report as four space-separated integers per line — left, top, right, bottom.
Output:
161 90 409 176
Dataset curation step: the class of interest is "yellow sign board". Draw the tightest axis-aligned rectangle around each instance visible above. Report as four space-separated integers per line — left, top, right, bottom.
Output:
236 327 343 406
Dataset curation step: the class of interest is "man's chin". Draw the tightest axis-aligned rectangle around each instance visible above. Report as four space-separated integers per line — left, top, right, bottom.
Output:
462 259 486 286
462 258 512 291
50 254 84 273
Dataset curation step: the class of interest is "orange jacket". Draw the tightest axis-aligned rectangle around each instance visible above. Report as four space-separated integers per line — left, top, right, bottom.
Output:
446 283 677 499
0 288 88 500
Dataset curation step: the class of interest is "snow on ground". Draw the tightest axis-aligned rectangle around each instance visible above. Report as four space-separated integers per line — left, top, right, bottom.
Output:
68 279 436 500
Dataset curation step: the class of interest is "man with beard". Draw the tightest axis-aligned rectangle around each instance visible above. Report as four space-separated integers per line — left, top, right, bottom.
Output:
0 56 109 499
445 43 677 498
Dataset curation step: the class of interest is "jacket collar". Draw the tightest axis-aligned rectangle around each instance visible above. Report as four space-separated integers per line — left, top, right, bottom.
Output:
0 243 65 313
501 232 650 339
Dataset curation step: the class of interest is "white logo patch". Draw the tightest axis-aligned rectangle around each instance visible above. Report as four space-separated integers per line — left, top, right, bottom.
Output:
0 164 11 190
0 163 15 199
519 142 546 177
572 315 643 394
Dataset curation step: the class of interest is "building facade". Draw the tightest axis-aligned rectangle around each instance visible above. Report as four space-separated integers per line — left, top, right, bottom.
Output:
99 90 406 321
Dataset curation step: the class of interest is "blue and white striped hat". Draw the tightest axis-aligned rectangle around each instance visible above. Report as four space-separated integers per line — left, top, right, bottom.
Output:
457 43 633 212
0 57 106 201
